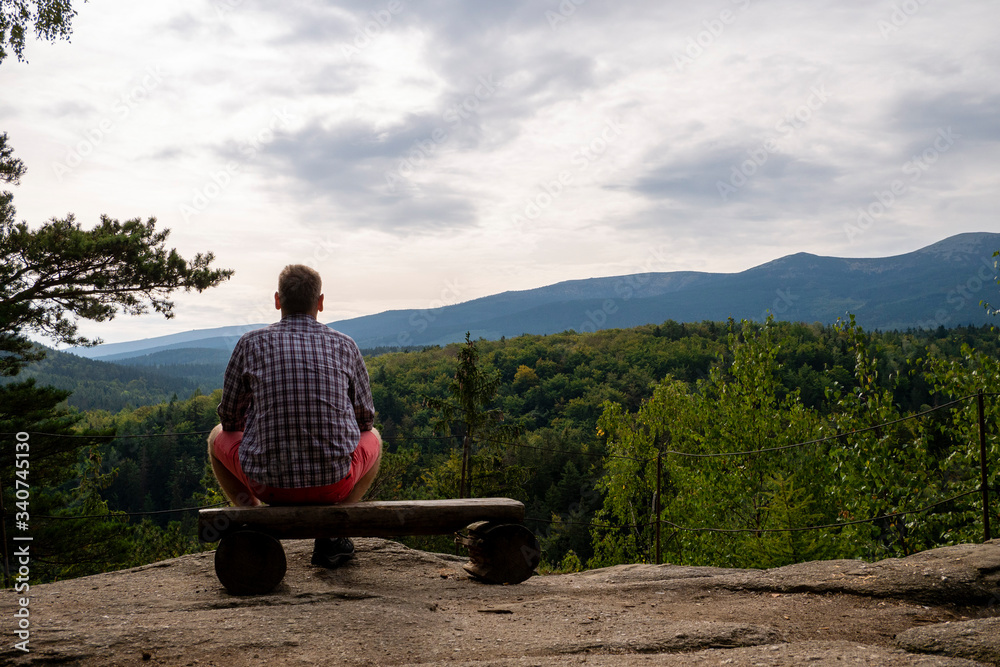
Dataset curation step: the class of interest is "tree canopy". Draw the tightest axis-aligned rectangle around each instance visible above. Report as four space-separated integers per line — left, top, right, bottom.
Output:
0 0 83 64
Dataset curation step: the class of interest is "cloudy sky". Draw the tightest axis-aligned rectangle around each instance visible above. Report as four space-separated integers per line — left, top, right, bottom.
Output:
3 0 999 345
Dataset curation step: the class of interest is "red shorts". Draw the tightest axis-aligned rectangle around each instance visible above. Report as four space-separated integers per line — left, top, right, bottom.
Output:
212 429 381 505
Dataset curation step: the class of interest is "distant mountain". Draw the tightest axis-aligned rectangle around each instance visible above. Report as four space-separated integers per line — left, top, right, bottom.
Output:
70 324 266 361
72 232 1000 362
0 346 214 412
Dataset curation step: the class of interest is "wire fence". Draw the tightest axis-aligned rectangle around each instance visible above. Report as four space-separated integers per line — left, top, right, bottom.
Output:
1 390 995 572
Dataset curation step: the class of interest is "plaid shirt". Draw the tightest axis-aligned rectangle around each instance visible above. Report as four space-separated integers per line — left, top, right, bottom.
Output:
217 314 376 489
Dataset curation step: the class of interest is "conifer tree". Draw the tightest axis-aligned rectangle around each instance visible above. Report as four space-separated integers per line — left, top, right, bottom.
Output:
427 333 520 497
0 132 231 581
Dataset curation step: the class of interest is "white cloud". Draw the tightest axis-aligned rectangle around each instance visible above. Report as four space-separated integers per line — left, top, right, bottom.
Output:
3 0 999 345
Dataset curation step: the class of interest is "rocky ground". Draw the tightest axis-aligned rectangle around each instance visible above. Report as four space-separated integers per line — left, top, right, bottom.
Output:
3 538 1000 666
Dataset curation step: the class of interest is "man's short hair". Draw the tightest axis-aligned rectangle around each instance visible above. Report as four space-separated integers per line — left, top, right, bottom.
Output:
278 264 322 314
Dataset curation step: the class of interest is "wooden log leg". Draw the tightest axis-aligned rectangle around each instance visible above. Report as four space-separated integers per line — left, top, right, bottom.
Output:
460 521 540 585
214 530 287 595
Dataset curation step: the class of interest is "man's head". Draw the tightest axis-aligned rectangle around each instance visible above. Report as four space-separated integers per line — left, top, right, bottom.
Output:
275 264 324 317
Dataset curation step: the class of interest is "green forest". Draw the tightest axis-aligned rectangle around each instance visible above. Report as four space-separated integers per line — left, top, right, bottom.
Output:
3 318 999 584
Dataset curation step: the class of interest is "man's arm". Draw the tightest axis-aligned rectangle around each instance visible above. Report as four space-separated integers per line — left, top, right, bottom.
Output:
349 346 376 431
217 337 250 431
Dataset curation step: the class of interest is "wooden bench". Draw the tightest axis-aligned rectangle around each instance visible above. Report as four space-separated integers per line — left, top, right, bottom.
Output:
198 498 540 595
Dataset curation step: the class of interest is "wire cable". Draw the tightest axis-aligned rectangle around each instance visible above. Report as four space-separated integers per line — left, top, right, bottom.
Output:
659 395 974 460
655 489 981 534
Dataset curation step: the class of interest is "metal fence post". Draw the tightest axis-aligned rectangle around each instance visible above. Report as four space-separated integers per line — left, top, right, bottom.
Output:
655 451 662 565
459 434 470 499
978 389 992 542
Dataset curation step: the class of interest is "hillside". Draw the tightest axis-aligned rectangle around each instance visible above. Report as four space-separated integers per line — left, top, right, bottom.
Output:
70 232 1000 362
4 538 999 665
0 346 214 412
20 319 994 588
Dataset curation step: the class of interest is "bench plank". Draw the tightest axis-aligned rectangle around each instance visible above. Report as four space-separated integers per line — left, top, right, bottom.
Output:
199 497 525 542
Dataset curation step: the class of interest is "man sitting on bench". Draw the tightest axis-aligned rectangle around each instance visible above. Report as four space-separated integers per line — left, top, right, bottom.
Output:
207 264 381 569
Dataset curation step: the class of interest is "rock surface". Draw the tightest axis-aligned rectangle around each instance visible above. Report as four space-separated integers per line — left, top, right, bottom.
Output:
897 617 1000 665
3 538 999 666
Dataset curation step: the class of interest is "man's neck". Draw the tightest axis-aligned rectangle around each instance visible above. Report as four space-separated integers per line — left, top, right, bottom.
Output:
280 311 318 320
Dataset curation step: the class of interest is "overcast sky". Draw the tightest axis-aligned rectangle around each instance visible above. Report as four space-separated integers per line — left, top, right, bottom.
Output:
3 0 999 345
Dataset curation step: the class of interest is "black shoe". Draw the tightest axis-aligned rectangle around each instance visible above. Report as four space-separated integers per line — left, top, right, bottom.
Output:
311 537 355 569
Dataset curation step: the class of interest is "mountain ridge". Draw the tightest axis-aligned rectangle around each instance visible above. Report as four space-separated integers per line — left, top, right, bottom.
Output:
70 232 1000 360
